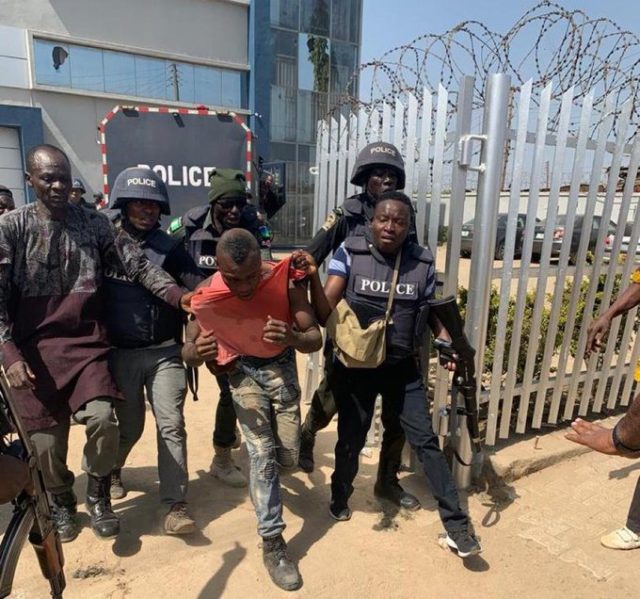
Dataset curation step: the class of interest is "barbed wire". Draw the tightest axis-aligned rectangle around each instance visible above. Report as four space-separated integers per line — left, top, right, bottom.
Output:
333 1 640 135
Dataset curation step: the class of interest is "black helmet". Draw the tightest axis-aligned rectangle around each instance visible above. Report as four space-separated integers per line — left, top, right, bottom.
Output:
350 142 406 189
71 178 86 193
110 167 171 215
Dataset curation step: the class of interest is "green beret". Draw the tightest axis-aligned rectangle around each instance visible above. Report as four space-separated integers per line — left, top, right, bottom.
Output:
208 168 248 203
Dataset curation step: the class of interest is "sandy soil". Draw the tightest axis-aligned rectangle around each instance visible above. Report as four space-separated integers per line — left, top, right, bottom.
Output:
1 361 637 599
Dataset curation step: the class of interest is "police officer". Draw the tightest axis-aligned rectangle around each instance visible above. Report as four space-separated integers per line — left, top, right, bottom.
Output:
294 191 481 558
0 185 15 216
168 168 270 488
104 167 204 534
68 178 95 210
300 142 421 512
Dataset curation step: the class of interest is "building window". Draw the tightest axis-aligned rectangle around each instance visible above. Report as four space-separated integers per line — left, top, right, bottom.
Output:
298 33 330 93
271 0 299 30
330 41 358 97
70 45 104 92
331 0 361 43
270 85 297 142
33 38 247 109
300 0 330 37
297 90 327 144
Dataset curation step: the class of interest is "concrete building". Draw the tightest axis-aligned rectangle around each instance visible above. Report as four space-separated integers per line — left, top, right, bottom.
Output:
0 0 362 246
0 0 250 205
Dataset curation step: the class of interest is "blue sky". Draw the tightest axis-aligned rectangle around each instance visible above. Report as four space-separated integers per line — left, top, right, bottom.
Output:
361 0 640 63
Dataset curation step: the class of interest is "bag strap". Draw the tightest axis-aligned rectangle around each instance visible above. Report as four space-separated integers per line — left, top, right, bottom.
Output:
383 250 402 323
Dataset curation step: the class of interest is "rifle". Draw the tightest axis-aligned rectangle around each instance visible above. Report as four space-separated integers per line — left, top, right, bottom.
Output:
0 374 66 599
428 296 482 466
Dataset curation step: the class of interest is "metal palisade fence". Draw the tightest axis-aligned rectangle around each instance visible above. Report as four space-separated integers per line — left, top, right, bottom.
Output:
309 73 640 477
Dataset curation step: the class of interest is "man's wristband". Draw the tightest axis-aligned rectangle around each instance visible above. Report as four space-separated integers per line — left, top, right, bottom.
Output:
612 421 640 456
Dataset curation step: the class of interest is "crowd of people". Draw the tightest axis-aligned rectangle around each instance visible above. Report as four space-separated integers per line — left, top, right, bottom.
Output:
1 140 639 593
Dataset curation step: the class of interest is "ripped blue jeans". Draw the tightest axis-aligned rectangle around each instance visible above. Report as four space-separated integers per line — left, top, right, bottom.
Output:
228 348 301 539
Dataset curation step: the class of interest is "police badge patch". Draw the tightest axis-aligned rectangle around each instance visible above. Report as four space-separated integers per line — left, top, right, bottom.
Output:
168 217 183 233
321 211 338 231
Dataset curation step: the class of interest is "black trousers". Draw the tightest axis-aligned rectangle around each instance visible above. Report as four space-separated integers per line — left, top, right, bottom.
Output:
302 343 406 481
329 357 468 532
626 476 640 533
212 374 238 448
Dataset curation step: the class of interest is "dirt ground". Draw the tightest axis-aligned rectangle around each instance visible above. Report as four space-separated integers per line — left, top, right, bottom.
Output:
2 362 638 599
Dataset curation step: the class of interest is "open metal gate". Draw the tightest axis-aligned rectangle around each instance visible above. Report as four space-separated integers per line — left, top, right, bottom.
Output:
306 73 640 483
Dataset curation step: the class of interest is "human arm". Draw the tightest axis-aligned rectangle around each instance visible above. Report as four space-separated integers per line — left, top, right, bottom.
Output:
0 221 36 387
262 283 322 354
428 314 457 372
96 215 185 309
586 276 640 357
292 249 347 326
566 392 640 456
182 318 219 367
305 209 349 265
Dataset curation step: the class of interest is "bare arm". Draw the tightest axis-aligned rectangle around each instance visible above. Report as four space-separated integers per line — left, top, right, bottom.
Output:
566 392 640 455
291 250 346 326
182 318 218 367
586 279 640 356
288 283 322 353
262 283 322 354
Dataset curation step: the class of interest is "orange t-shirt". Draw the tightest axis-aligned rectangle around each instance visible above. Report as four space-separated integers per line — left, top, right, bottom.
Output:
190 256 304 364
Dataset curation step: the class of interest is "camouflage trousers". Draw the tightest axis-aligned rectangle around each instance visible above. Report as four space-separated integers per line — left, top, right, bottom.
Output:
228 348 300 538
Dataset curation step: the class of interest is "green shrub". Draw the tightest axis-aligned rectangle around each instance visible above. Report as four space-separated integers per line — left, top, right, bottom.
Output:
458 272 629 383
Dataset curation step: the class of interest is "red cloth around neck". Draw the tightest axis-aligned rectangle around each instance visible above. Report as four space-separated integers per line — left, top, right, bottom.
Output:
190 256 304 364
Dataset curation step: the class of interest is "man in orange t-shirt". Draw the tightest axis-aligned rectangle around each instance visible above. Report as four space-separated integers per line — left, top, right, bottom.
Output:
183 229 321 592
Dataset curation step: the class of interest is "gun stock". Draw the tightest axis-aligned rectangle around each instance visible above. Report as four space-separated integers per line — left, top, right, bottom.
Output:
429 296 482 463
0 375 66 599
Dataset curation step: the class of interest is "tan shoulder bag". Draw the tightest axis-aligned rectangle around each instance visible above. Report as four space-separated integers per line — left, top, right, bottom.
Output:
326 250 402 369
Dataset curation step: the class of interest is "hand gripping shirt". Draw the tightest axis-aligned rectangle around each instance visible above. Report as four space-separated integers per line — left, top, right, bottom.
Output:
190 256 304 364
0 203 184 430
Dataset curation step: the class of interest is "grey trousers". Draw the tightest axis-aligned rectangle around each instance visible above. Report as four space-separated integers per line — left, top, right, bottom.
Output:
109 344 188 505
29 397 119 496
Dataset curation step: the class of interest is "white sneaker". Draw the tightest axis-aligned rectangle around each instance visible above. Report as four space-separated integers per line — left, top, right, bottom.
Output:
600 526 640 550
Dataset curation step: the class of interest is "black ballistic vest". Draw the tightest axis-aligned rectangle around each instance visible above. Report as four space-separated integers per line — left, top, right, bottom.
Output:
103 228 183 348
181 204 267 275
344 236 434 363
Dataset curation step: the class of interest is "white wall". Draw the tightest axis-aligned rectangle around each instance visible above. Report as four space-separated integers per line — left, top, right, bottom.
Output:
0 25 29 88
2 0 248 67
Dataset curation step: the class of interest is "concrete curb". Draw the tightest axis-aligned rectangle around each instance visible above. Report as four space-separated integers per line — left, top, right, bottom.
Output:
481 414 623 486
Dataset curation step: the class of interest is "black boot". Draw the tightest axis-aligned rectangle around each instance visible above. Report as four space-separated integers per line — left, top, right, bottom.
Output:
85 475 120 538
262 534 302 591
51 491 79 543
374 457 421 511
298 427 315 473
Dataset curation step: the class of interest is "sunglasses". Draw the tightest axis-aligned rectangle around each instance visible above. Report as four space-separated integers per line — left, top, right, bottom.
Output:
217 198 247 210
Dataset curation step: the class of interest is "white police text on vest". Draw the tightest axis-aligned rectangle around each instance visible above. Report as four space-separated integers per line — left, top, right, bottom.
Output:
198 255 217 268
355 275 418 299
